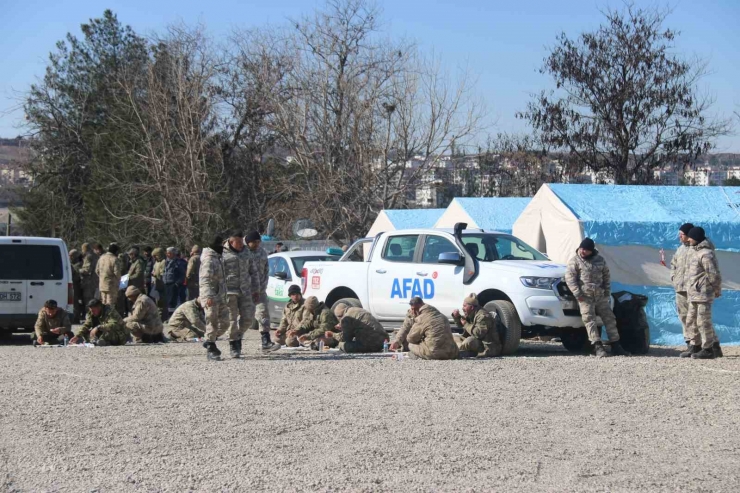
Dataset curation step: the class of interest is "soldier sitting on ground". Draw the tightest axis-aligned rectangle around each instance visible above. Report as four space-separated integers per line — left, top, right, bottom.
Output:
33 299 73 346
274 285 305 346
167 298 206 342
70 299 129 346
123 286 165 343
405 297 459 360
452 293 502 358
294 296 339 348
328 304 387 353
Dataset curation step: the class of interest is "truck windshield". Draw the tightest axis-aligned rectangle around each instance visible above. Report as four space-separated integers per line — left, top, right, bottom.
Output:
461 234 547 261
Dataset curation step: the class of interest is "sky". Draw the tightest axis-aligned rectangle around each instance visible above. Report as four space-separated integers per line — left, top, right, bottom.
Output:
1 0 738 150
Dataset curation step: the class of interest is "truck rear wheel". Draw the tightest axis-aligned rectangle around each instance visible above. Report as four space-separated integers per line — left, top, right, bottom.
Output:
485 301 521 355
331 298 362 311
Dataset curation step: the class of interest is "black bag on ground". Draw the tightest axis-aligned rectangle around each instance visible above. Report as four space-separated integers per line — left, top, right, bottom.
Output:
611 291 650 354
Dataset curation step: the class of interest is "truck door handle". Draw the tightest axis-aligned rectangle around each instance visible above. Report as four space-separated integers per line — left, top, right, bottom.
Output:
375 269 387 274
30 282 45 286
416 272 428 276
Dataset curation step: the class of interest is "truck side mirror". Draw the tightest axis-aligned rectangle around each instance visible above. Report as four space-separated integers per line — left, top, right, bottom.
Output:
438 252 464 266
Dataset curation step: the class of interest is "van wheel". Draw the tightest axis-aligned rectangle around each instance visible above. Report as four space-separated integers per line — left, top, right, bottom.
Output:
331 298 362 311
560 329 591 353
485 301 521 355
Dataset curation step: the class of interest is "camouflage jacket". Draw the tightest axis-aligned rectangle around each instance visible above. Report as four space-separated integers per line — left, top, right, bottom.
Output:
199 247 227 303
394 308 416 345
127 256 147 290
96 252 123 293
222 242 259 297
124 294 163 332
247 247 270 294
168 300 206 333
335 307 386 347
299 303 339 340
152 258 166 290
454 307 501 355
78 306 127 341
407 304 458 359
277 299 305 335
80 252 99 285
186 254 201 286
670 243 691 293
34 308 72 338
687 239 722 303
71 261 82 286
565 250 611 301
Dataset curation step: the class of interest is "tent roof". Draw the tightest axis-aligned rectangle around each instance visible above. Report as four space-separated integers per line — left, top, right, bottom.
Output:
451 197 531 232
383 208 445 230
546 184 740 250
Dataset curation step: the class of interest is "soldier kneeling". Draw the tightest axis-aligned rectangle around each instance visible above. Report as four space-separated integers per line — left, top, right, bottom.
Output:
70 299 129 346
293 296 339 348
123 286 165 343
33 299 74 346
329 304 387 353
452 293 502 358
167 298 206 342
406 297 458 360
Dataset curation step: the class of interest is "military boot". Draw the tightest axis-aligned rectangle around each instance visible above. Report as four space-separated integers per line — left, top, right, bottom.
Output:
691 347 715 360
680 344 701 358
261 332 281 352
229 339 241 359
206 342 221 361
593 341 608 358
610 342 631 357
713 341 723 358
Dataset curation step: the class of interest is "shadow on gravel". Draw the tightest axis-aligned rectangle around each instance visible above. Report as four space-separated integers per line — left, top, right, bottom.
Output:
0 333 34 346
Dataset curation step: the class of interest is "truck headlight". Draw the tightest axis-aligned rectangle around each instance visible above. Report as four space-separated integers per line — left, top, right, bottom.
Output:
520 276 558 290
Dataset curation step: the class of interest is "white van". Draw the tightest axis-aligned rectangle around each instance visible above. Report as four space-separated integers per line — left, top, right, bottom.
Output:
0 237 74 333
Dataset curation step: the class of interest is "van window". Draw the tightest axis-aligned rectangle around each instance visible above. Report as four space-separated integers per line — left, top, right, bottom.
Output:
0 245 64 280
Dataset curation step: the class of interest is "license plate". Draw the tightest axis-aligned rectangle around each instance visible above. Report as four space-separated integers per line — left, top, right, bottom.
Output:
0 292 21 302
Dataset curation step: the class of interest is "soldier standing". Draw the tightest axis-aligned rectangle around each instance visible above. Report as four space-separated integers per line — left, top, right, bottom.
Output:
245 231 280 351
682 227 723 359
186 245 201 301
200 235 231 361
565 238 630 358
671 223 694 350
69 249 83 323
221 230 258 358
123 286 165 343
404 297 459 360
452 293 502 358
143 246 154 295
79 243 99 308
95 243 123 308
152 248 167 319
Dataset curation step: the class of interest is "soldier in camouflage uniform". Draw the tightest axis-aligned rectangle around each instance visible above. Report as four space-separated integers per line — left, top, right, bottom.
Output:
294 296 339 348
200 235 231 361
452 293 502 358
330 304 387 353
222 230 259 358
186 245 201 301
70 299 129 346
245 231 280 351
69 249 83 323
390 307 415 352
683 227 723 359
565 238 630 358
404 297 459 360
671 223 694 346
275 285 305 346
32 300 73 346
152 248 167 320
127 247 147 291
79 243 99 309
95 244 123 308
167 299 206 342
123 286 165 343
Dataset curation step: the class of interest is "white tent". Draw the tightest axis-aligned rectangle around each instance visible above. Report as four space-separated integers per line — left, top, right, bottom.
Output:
513 184 740 344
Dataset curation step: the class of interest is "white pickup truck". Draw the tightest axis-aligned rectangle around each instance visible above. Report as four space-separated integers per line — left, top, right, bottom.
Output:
300 223 588 354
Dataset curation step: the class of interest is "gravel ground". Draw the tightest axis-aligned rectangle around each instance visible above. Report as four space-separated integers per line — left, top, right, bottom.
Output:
1 331 739 493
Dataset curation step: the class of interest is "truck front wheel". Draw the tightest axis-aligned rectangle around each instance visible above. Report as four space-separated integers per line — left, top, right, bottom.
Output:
485 301 521 355
560 328 591 353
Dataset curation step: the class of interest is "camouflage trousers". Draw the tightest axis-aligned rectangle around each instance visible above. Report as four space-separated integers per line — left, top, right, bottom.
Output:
578 298 619 343
187 285 199 302
250 292 271 333
125 321 164 341
340 339 384 353
454 334 501 357
675 291 689 341
226 294 255 341
685 301 716 349
408 342 459 360
203 299 230 342
100 290 116 307
95 325 130 346
167 321 205 342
